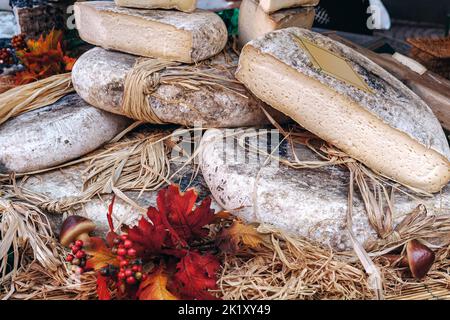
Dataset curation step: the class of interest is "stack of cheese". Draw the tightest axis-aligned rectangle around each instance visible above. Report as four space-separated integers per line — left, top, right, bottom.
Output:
74 0 227 64
238 0 319 47
71 1 282 127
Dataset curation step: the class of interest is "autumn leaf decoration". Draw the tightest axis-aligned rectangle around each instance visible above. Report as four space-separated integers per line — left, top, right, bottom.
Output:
216 220 266 253
86 184 220 300
14 30 76 85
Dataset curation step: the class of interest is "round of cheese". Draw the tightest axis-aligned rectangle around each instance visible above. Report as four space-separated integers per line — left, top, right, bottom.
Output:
200 129 450 250
236 28 450 193
74 1 227 63
0 94 131 174
72 47 286 127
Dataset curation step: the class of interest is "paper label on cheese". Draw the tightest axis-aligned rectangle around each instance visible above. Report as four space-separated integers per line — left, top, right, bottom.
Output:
293 35 373 94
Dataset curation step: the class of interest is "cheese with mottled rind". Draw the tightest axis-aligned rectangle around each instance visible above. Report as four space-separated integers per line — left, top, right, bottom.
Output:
72 47 287 127
200 129 450 251
74 1 227 63
20 162 221 235
236 28 450 193
259 0 319 13
0 94 131 174
239 0 315 47
115 0 197 12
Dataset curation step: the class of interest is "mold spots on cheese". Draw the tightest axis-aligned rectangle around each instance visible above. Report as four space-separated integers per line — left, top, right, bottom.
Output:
0 161 9 174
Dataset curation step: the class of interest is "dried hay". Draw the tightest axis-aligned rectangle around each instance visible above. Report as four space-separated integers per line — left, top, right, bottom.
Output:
0 73 73 126
219 224 450 300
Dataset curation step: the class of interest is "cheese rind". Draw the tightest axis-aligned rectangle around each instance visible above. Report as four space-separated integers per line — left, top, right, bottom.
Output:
74 1 227 63
0 94 131 174
115 0 197 12
239 0 315 47
200 129 450 250
236 28 450 193
259 0 319 13
72 47 286 127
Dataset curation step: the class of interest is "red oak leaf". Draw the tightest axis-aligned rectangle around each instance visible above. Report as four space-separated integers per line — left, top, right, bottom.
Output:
96 274 111 300
127 207 168 256
158 185 215 245
172 251 220 300
126 185 215 255
85 237 119 271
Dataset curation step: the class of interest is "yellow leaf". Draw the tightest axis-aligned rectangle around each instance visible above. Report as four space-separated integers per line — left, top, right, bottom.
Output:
138 268 179 300
84 237 119 271
217 220 265 252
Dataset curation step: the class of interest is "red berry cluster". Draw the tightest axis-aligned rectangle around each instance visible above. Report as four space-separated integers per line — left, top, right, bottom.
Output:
112 234 147 286
66 240 87 274
11 34 27 51
0 48 13 65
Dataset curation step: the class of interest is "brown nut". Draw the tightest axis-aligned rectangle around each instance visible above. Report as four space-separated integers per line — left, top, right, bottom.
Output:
406 239 435 279
59 216 96 247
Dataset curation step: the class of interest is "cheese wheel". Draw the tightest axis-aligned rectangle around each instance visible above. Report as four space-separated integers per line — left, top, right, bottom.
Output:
72 47 286 127
258 0 319 13
200 129 450 250
74 1 227 63
0 94 131 174
238 0 315 47
236 28 450 193
21 162 221 235
115 0 197 12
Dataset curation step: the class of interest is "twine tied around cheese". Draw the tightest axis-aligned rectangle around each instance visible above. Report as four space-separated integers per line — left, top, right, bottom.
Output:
120 52 248 124
121 58 178 124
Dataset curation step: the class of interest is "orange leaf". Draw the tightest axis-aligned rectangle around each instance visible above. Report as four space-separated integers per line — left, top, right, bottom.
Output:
63 56 77 71
14 30 74 84
216 220 265 253
85 237 119 271
138 268 179 300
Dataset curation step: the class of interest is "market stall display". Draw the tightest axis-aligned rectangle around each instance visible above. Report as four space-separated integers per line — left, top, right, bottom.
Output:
0 0 449 302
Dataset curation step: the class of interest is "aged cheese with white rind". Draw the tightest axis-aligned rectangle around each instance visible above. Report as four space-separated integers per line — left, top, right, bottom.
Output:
20 162 221 235
74 1 227 63
236 28 450 193
200 129 450 251
115 0 197 12
239 0 315 47
0 94 131 174
72 47 285 127
258 0 319 13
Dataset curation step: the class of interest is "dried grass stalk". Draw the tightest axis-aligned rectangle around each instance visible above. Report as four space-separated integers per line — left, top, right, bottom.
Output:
219 225 450 300
82 130 171 198
0 198 62 298
219 225 371 300
0 73 73 126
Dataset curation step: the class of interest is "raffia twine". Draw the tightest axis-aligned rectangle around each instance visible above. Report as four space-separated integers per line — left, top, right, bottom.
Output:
120 50 247 124
0 73 73 126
